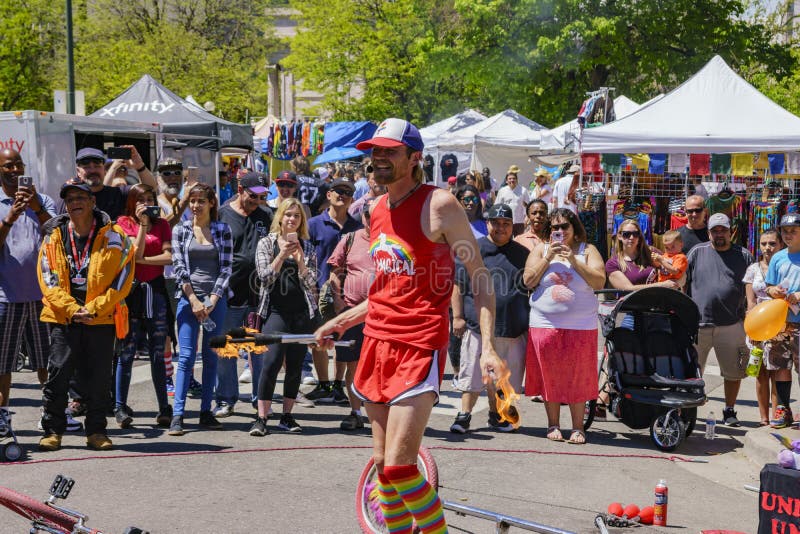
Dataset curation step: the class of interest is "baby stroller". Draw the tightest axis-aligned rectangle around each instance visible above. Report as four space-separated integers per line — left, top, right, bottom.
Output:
586 287 706 451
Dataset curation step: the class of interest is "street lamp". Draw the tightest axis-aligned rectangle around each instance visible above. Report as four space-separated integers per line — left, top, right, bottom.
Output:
65 0 75 114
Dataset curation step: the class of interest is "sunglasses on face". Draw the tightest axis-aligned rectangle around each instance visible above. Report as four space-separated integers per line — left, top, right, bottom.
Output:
160 170 182 177
247 191 267 200
620 231 640 239
461 196 479 204
77 158 104 166
685 208 703 214
332 188 354 197
550 222 570 231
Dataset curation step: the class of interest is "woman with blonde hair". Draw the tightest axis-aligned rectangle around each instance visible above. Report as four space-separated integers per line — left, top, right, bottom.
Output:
250 197 319 435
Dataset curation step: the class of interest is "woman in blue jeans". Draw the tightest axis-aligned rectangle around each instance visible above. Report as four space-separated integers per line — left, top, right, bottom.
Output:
169 183 232 435
115 184 173 428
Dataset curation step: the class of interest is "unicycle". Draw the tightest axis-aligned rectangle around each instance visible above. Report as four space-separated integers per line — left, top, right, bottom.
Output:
355 446 439 534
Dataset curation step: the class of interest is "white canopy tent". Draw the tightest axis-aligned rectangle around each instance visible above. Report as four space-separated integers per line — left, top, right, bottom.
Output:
536 95 662 162
581 55 800 154
427 109 547 185
421 109 487 182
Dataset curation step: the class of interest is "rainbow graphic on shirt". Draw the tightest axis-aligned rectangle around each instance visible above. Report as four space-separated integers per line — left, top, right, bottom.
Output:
370 233 415 275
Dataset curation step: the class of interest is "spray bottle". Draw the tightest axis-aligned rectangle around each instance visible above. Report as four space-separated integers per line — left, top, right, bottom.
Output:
653 479 668 526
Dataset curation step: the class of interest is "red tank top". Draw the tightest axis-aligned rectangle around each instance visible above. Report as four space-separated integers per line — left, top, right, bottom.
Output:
364 184 454 349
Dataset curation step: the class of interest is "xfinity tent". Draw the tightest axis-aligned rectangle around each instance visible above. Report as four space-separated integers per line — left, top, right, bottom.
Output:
91 74 253 151
580 55 800 154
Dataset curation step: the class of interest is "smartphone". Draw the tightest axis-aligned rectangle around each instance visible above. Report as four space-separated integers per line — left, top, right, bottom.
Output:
286 232 298 243
550 230 564 244
17 175 33 188
106 147 132 160
143 206 161 220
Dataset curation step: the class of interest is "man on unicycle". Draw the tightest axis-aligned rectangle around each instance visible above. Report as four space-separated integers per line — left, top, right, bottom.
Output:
316 118 503 533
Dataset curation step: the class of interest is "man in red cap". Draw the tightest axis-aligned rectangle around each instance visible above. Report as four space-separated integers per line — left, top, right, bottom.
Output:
316 118 502 533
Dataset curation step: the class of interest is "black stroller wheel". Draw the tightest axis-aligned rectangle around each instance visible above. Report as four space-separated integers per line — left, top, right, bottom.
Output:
583 400 596 431
650 412 685 452
681 407 697 436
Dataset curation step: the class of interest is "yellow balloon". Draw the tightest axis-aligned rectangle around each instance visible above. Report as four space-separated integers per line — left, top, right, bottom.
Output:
744 299 790 341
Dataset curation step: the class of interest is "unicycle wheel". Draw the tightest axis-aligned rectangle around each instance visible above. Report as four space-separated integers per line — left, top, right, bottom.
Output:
3 442 23 462
355 446 439 533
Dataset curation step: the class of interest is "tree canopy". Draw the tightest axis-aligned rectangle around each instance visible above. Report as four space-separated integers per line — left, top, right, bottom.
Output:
285 0 796 126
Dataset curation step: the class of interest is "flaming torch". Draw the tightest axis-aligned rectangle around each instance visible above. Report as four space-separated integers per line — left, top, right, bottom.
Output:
212 327 268 358
494 363 521 429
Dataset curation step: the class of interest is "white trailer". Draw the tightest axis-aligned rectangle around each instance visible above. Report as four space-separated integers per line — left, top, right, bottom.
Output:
0 110 160 200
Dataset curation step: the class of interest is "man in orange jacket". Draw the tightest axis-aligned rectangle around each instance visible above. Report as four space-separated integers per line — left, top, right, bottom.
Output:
37 179 135 452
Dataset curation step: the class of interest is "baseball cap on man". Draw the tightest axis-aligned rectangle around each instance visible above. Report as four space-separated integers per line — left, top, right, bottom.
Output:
239 172 268 194
331 177 356 192
708 213 731 229
60 178 94 198
157 158 182 169
276 170 297 185
487 204 513 220
780 213 800 227
75 147 105 163
356 118 424 152
568 164 581 173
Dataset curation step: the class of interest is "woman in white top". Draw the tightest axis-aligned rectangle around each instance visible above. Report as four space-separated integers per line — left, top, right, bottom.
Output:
743 228 785 427
522 208 606 444
531 168 552 205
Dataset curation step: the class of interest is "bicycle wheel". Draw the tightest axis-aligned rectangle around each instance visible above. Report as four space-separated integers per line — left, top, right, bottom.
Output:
355 446 439 534
0 486 77 533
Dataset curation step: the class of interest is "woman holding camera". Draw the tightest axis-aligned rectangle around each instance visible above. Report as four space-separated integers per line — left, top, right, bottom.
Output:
115 184 173 428
522 208 606 444
250 198 319 436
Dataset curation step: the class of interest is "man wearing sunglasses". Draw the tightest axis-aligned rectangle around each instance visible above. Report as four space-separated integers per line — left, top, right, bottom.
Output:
155 159 190 228
677 194 710 254
213 173 274 418
306 177 363 404
74 146 156 221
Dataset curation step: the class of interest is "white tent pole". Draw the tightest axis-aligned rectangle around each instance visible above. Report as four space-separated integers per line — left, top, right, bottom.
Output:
215 155 220 202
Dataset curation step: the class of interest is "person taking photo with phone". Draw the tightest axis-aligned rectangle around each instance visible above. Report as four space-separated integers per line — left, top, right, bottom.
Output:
250 198 320 436
114 184 173 429
0 148 55 440
523 208 606 444
75 146 156 221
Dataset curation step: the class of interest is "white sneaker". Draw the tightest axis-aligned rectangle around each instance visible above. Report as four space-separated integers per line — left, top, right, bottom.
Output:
214 404 234 418
301 372 318 386
238 368 252 383
295 392 315 408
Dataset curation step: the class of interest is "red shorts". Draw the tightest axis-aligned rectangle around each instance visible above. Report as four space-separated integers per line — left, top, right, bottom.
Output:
352 335 447 405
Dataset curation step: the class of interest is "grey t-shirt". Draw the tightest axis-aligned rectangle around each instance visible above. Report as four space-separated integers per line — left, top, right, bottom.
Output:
686 242 754 327
188 240 219 301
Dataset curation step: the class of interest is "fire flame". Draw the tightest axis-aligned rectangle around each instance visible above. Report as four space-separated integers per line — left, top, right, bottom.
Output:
495 364 521 429
213 327 268 359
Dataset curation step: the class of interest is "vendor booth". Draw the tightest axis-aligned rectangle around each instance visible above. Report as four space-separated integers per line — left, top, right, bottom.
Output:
554 55 800 260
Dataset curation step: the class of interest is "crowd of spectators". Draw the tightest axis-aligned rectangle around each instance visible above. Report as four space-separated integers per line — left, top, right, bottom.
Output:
1 147 798 453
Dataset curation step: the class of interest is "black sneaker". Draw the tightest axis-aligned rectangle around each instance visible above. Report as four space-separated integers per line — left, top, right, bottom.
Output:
305 383 335 403
168 416 184 436
340 411 364 431
156 405 173 428
332 382 350 405
488 411 516 432
722 407 741 427
278 413 302 433
249 417 270 436
450 412 471 434
199 411 223 430
114 406 133 429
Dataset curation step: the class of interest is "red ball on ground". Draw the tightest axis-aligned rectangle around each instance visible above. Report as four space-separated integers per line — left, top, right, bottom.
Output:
638 506 654 525
623 503 640 518
607 502 624 516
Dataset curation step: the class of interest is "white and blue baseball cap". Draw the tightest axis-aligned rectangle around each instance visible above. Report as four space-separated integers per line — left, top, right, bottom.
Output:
356 118 424 152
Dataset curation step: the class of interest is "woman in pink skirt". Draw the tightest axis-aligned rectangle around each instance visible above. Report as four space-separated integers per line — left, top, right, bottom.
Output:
523 208 606 444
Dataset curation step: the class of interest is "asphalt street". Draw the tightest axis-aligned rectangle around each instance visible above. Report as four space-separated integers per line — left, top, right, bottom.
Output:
0 351 781 534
